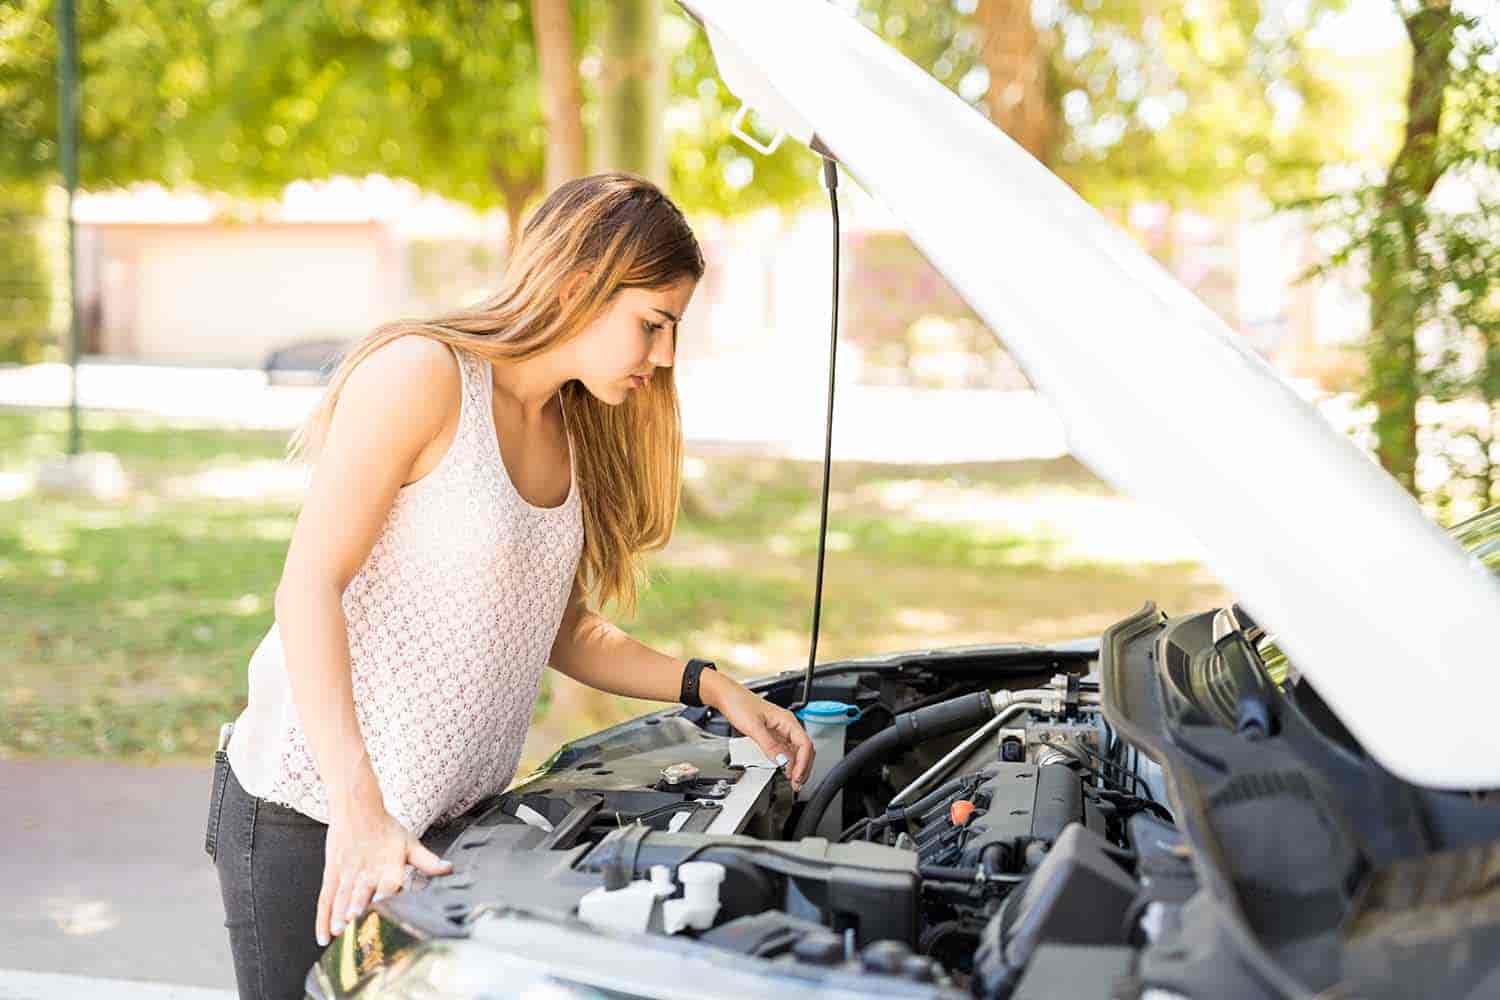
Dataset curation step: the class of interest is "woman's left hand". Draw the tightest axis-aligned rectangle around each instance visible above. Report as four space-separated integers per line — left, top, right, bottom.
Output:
704 672 815 792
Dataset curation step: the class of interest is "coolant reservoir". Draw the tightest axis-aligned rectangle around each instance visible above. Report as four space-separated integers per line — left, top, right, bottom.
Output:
795 700 860 836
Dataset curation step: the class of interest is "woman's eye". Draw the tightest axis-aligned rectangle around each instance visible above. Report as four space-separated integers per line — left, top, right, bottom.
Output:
642 320 661 335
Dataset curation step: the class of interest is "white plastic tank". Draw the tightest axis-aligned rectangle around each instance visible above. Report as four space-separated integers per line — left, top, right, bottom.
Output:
794 700 861 838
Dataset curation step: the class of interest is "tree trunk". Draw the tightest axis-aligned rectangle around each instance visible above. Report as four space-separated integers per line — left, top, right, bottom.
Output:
1366 0 1455 494
490 162 543 256
530 0 587 193
591 0 666 184
974 0 1056 163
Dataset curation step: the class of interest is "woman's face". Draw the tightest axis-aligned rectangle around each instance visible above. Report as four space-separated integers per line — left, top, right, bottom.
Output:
566 274 697 406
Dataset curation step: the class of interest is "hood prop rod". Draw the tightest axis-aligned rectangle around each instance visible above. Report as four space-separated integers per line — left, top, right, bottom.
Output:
796 148 842 713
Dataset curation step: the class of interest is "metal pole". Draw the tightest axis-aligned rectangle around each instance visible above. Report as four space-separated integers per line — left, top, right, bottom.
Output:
58 0 81 456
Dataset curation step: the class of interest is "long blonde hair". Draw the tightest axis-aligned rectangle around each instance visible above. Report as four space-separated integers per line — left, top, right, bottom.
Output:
288 171 706 619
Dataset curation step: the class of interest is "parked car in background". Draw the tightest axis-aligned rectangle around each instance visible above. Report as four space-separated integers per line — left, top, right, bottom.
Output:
262 338 350 386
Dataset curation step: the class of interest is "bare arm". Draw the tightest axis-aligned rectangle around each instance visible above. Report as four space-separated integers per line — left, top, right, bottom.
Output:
548 574 815 788
547 575 697 703
273 335 460 819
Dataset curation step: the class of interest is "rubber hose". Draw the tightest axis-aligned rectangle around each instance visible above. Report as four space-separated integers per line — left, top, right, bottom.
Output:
866 773 978 842
896 772 984 823
793 691 995 839
793 726 902 840
918 864 979 882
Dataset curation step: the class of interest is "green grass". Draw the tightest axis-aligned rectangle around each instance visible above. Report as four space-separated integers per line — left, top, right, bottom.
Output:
2 410 294 758
0 406 290 476
1 407 1229 767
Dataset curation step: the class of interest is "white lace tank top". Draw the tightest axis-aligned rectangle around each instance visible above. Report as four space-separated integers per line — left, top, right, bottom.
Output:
226 342 584 853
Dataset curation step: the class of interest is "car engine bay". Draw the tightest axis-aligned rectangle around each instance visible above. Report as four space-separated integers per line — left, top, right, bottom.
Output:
311 611 1500 1000
473 667 1139 996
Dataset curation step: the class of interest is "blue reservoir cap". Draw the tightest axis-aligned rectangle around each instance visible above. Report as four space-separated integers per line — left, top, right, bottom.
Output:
796 700 861 725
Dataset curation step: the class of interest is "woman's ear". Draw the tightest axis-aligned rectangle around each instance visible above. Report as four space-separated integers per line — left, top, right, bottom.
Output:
559 268 593 309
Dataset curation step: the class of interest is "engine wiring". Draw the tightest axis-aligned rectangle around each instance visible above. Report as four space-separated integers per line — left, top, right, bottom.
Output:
833 713 1169 862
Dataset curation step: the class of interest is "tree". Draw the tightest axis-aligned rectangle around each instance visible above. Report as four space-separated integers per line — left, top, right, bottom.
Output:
0 185 51 363
1366 0 1459 494
976 0 1055 162
858 0 1359 209
0 1 552 239
1293 3 1498 512
590 0 666 183
1 0 826 227
531 0 587 192
0 0 219 191
197 1 552 242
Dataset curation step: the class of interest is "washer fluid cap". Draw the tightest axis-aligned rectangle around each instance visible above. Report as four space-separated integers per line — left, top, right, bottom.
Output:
795 700 861 725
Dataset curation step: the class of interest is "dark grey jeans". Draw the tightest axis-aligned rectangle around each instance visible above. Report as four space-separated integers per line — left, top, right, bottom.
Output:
203 723 487 999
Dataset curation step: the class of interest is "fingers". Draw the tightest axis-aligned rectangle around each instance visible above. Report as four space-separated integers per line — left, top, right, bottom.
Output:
408 839 455 877
323 866 404 945
316 865 336 947
373 873 403 905
338 871 377 933
778 711 814 787
328 867 358 939
741 720 789 788
790 720 815 787
761 710 815 791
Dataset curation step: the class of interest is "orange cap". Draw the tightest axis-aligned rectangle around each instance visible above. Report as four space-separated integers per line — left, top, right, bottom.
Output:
949 799 976 827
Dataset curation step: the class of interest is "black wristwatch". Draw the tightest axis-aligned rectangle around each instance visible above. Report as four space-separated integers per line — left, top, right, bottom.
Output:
679 657 718 708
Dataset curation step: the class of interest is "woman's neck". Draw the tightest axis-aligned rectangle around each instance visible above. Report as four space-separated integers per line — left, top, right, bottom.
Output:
490 354 567 422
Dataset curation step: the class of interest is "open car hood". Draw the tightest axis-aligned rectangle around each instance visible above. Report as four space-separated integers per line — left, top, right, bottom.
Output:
678 0 1500 789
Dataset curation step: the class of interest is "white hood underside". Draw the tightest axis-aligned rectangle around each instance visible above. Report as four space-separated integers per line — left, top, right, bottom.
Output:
680 0 1500 789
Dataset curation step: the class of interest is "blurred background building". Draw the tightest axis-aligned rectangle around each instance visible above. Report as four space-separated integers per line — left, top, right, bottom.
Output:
63 174 1367 382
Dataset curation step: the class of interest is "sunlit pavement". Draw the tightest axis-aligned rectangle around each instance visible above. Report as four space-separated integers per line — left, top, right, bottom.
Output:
0 969 234 999
0 359 1076 462
0 361 324 431
0 359 1354 466
0 759 238 990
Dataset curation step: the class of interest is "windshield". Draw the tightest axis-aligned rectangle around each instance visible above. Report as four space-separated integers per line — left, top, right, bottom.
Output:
1258 505 1500 686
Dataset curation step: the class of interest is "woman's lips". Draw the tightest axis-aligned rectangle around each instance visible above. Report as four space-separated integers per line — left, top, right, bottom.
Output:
628 373 647 388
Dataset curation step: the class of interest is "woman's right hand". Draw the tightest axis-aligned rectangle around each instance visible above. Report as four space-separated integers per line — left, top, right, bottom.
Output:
316 798 453 946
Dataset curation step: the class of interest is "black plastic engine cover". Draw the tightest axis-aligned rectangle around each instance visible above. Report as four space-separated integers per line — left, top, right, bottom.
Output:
959 762 1089 871
972 823 1139 999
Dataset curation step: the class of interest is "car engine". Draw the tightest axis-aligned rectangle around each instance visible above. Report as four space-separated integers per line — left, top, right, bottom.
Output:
352 649 1168 998
311 616 1500 1000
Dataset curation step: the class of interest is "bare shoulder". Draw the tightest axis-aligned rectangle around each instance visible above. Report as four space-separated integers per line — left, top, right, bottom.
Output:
336 334 462 434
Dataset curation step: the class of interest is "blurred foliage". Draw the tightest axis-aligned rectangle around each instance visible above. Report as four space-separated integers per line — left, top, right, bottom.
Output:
1286 5 1498 519
0 1 823 224
2 0 1372 222
2 0 1422 237
0 0 550 216
0 185 51 362
857 0 1363 209
652 4 823 216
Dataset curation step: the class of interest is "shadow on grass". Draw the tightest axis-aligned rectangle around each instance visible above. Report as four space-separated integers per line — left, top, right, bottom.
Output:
1 495 289 760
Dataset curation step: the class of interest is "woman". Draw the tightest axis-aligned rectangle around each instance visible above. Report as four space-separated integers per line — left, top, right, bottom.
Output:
203 172 815 1000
